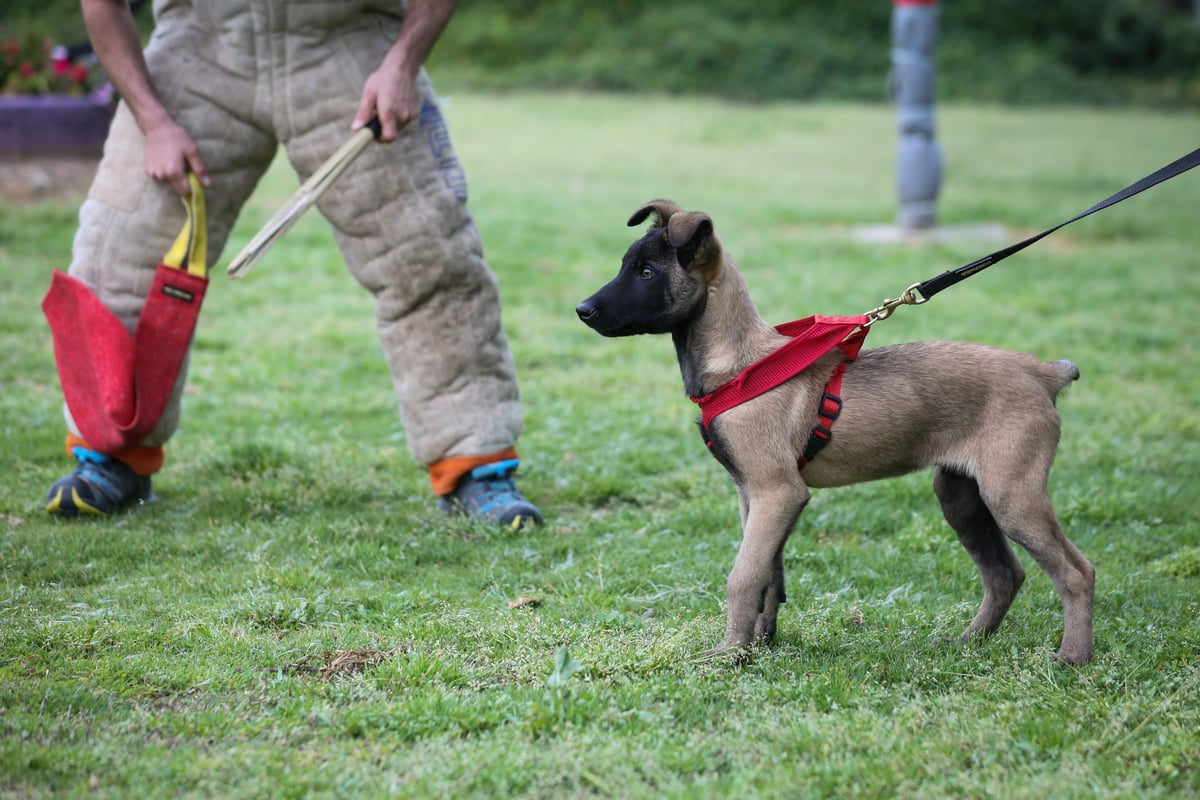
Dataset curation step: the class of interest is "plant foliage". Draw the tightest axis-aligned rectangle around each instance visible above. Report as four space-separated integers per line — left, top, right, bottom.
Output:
430 0 1200 106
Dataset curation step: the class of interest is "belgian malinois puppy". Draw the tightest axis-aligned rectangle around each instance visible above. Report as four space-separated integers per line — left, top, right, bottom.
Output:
576 200 1095 665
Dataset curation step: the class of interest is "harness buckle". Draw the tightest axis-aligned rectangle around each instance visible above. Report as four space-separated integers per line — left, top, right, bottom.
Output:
818 392 843 423
803 423 832 460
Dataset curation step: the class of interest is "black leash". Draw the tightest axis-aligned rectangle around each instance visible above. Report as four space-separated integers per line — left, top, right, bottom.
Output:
866 146 1200 323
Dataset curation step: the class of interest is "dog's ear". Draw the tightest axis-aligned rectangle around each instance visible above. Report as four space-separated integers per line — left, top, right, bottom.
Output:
666 211 715 271
628 199 682 228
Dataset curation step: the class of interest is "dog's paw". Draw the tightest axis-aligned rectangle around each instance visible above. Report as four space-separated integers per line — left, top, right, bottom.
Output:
1053 646 1092 667
700 643 753 665
753 621 778 644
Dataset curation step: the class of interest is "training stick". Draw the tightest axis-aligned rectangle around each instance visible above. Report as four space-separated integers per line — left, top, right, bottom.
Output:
226 118 381 279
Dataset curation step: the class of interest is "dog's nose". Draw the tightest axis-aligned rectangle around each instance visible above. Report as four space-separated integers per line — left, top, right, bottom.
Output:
575 300 597 321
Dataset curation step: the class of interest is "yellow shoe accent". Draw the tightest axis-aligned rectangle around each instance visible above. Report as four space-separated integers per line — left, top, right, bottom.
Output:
71 488 105 515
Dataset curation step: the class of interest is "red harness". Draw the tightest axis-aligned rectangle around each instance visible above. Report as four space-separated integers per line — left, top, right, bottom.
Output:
690 314 870 472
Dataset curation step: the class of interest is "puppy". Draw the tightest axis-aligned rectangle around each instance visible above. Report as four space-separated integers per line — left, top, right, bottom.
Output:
576 200 1095 665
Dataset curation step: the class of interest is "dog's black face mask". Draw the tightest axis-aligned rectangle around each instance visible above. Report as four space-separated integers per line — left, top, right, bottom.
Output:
576 208 711 338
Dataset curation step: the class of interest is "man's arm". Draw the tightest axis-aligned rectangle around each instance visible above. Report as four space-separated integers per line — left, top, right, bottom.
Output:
81 0 208 195
352 0 458 142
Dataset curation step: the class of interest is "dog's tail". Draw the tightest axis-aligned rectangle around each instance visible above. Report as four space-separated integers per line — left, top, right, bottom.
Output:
1044 358 1080 398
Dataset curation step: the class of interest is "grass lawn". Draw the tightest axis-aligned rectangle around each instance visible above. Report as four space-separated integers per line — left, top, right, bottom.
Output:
1 93 1198 798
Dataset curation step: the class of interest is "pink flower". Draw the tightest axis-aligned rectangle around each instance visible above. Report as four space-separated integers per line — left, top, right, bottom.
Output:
53 58 70 76
18 60 35 77
70 64 89 84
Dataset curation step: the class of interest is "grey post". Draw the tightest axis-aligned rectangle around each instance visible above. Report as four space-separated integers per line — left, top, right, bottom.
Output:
891 0 942 229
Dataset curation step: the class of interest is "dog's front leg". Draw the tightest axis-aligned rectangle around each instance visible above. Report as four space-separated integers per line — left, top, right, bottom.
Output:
754 548 786 643
711 484 809 656
735 484 784 643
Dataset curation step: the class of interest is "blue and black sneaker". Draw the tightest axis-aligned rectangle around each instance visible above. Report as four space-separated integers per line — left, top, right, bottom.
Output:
438 458 543 529
46 448 153 517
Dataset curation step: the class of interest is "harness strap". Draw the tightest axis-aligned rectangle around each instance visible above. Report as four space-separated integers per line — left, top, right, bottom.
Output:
692 314 868 435
797 362 848 471
691 315 869 471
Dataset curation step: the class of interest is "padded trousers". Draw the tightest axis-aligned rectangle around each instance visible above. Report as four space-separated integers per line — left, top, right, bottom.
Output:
63 0 524 475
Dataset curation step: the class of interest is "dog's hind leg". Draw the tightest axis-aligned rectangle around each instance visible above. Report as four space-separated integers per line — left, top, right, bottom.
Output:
977 470 1095 665
934 467 1026 641
714 484 809 655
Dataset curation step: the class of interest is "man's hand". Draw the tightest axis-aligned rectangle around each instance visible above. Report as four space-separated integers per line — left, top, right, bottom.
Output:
353 57 423 142
82 0 209 196
142 116 209 197
351 0 457 142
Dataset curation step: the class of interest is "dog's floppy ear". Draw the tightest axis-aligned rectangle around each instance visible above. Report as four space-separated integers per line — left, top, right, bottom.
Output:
666 211 715 271
628 199 682 228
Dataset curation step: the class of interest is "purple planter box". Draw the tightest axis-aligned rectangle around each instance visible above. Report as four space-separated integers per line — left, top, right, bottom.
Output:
0 95 114 157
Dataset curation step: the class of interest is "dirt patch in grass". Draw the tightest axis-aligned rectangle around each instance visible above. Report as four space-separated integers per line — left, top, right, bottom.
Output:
270 648 398 681
0 156 98 205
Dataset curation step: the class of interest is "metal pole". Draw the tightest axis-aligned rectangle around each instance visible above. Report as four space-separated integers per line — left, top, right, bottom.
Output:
892 0 942 229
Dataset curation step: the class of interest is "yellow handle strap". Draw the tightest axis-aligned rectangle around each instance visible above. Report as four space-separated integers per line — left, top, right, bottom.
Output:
162 173 208 277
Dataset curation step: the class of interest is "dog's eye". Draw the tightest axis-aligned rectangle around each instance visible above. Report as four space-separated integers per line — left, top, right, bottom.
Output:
640 267 654 279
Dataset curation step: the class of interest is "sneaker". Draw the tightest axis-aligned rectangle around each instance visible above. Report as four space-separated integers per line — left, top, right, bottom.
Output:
437 458 543 529
46 448 153 517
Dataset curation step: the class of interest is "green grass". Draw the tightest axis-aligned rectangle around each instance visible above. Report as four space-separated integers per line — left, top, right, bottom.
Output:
2 94 1199 798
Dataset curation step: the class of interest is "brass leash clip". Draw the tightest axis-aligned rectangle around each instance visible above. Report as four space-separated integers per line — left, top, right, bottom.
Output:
864 282 928 326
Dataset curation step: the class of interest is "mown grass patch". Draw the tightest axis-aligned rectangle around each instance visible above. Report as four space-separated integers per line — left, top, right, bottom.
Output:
2 94 1198 798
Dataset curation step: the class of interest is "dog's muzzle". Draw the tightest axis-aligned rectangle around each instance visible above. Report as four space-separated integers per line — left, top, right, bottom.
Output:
575 299 599 324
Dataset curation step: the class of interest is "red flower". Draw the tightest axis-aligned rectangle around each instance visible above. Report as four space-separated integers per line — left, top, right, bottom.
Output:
2 35 102 95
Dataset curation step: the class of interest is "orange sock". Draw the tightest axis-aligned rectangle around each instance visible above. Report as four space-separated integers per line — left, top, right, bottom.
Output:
428 447 519 495
65 433 163 476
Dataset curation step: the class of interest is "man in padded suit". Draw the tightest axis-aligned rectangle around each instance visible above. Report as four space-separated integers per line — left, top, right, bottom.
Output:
45 0 542 527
